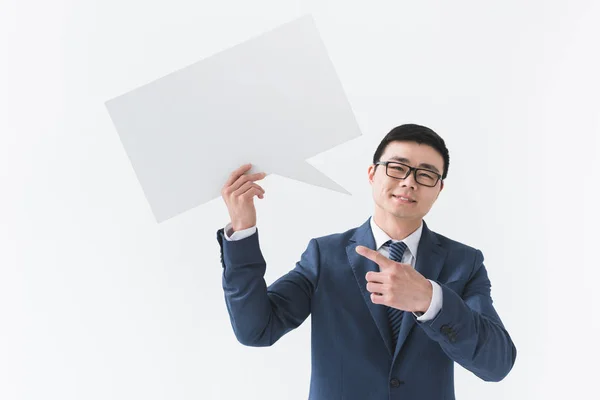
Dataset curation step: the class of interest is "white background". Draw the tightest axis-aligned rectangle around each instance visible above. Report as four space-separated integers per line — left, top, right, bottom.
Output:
2 0 599 399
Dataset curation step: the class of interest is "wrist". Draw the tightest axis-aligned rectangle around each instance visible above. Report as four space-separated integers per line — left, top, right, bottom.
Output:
417 280 433 313
231 221 254 232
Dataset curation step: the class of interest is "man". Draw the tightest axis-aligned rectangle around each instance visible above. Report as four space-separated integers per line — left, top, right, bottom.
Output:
216 124 516 399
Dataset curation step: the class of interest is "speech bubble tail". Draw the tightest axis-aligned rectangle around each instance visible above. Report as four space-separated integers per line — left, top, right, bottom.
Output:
275 161 351 195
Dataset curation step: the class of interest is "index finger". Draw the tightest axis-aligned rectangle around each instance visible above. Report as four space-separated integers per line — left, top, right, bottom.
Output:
225 163 252 187
355 245 390 267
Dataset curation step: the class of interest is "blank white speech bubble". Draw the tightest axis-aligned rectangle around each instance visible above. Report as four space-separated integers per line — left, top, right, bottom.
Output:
105 14 362 223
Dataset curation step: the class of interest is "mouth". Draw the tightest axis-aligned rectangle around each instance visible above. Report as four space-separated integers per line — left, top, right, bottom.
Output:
392 195 417 204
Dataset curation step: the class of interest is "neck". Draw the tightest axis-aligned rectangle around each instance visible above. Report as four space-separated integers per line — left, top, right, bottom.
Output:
373 208 422 241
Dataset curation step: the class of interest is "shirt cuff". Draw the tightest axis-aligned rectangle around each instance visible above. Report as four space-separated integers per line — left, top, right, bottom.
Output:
414 280 443 322
224 222 257 241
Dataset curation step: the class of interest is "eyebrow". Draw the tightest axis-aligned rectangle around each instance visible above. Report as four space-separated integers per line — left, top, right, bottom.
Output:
388 156 441 174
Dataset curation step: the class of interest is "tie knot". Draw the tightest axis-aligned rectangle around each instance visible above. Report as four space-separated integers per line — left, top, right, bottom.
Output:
386 240 407 262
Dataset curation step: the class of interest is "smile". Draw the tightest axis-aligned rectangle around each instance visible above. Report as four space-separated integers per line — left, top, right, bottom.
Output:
392 195 416 203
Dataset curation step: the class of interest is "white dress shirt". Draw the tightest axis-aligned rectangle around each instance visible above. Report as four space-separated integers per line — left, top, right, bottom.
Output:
222 216 443 321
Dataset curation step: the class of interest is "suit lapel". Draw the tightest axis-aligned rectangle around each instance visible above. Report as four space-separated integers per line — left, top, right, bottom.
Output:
347 219 395 357
392 220 447 362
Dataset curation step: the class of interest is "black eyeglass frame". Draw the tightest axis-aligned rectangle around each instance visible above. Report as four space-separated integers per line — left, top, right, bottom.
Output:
374 161 443 187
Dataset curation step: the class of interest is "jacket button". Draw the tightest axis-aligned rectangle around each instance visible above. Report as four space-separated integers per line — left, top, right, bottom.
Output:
390 378 402 388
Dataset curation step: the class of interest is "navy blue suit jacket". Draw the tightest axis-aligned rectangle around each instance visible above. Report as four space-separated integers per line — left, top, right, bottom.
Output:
217 218 516 399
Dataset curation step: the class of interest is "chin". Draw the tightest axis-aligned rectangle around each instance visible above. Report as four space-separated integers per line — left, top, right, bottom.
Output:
387 202 421 218
385 205 411 219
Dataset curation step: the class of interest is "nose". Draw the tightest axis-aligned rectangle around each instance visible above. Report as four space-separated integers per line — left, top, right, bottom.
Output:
400 170 418 189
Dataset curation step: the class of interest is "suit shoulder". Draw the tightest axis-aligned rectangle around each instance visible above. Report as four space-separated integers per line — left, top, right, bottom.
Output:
311 225 359 247
430 230 485 278
431 230 480 254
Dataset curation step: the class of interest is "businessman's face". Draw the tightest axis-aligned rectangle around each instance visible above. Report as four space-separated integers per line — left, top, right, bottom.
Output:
368 141 444 222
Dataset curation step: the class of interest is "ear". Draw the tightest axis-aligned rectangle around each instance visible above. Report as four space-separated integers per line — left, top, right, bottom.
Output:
368 164 376 184
435 180 444 200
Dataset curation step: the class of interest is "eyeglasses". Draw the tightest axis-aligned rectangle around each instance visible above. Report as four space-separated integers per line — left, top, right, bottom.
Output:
374 161 443 187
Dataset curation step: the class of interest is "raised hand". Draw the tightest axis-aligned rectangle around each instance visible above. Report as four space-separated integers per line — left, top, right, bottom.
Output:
221 163 266 232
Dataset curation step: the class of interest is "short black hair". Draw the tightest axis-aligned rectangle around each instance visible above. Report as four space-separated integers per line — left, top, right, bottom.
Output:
372 124 450 180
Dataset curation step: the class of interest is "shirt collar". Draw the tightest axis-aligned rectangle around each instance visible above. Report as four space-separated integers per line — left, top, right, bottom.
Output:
369 216 423 258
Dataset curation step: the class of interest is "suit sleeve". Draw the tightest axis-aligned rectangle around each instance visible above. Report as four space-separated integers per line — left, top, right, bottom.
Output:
416 249 517 382
217 228 320 347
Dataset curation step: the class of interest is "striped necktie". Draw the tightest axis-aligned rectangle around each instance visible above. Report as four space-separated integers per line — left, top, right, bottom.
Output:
385 240 407 350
